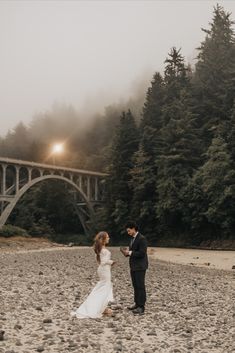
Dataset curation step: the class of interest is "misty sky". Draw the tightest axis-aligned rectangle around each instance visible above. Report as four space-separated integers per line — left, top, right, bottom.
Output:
1 0 235 136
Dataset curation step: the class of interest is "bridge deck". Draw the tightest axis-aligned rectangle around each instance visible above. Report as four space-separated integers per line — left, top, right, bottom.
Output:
0 157 107 177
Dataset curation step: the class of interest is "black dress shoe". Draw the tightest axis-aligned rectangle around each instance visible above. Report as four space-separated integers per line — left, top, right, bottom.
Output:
127 304 138 311
0 330 5 341
132 307 145 315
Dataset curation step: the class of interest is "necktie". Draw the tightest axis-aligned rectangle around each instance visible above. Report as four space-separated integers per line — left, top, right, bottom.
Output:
130 237 135 247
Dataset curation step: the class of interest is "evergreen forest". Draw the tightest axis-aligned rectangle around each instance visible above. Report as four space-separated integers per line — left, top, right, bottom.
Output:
1 5 235 248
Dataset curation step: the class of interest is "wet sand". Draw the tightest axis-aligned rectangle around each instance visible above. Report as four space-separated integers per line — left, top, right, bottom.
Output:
0 246 234 353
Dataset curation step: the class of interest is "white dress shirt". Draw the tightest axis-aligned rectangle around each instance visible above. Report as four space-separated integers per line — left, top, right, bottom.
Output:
129 232 138 256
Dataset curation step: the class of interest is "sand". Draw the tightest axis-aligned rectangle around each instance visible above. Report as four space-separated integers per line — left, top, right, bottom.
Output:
0 244 234 353
148 247 235 271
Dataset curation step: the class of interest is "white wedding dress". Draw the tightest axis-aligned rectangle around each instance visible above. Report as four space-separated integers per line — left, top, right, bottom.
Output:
71 248 114 319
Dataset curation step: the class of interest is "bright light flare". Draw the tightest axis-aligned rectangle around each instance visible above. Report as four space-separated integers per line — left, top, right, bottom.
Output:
52 143 64 154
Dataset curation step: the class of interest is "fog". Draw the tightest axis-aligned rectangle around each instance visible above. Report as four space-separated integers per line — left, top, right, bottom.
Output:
0 0 235 136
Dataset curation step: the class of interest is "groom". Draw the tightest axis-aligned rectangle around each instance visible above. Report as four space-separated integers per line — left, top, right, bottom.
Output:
121 221 148 315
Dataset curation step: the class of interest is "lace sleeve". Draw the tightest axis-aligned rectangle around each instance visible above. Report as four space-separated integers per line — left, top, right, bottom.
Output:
100 249 113 266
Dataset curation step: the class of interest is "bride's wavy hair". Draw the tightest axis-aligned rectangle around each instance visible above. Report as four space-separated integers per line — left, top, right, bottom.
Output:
93 231 108 264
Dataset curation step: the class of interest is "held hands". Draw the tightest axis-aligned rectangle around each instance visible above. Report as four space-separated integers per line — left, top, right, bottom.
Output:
120 247 129 257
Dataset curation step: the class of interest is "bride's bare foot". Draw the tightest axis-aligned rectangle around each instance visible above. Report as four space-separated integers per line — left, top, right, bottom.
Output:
103 308 113 316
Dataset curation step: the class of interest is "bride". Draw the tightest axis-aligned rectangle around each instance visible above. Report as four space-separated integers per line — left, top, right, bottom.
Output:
71 231 116 319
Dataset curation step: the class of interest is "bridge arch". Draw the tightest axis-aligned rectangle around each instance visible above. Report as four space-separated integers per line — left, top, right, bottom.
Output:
1 175 94 232
0 157 107 235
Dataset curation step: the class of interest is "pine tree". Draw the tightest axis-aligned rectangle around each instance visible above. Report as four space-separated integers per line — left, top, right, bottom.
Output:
188 137 235 240
140 72 165 130
2 122 31 159
130 144 157 240
193 4 235 143
104 110 139 240
164 47 190 103
155 49 201 236
226 103 235 165
129 72 165 240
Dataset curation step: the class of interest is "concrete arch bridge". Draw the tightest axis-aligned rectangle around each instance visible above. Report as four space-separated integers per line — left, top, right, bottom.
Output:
0 157 107 235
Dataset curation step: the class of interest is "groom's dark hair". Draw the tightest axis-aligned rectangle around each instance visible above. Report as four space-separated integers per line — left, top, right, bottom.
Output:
125 221 138 231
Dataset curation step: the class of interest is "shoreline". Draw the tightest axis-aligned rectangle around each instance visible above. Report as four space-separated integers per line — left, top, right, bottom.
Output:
0 237 234 271
148 246 235 271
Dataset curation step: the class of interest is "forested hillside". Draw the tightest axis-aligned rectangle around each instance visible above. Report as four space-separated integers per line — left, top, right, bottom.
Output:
1 5 235 247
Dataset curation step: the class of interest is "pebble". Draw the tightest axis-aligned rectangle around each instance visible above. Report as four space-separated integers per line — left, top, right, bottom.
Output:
42 318 52 323
0 247 233 353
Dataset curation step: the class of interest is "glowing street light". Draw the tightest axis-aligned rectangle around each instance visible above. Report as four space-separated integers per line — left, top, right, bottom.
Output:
51 143 64 165
52 143 64 154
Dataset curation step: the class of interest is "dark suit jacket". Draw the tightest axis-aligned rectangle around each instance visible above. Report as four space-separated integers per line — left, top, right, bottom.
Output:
129 232 148 271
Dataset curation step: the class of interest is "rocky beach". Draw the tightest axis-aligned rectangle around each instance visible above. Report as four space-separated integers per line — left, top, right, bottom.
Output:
0 242 234 353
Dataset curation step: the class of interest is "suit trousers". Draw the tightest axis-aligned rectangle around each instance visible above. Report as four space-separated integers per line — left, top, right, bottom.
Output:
130 270 146 308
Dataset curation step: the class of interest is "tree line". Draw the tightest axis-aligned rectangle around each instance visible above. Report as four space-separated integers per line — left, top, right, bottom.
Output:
1 5 235 247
